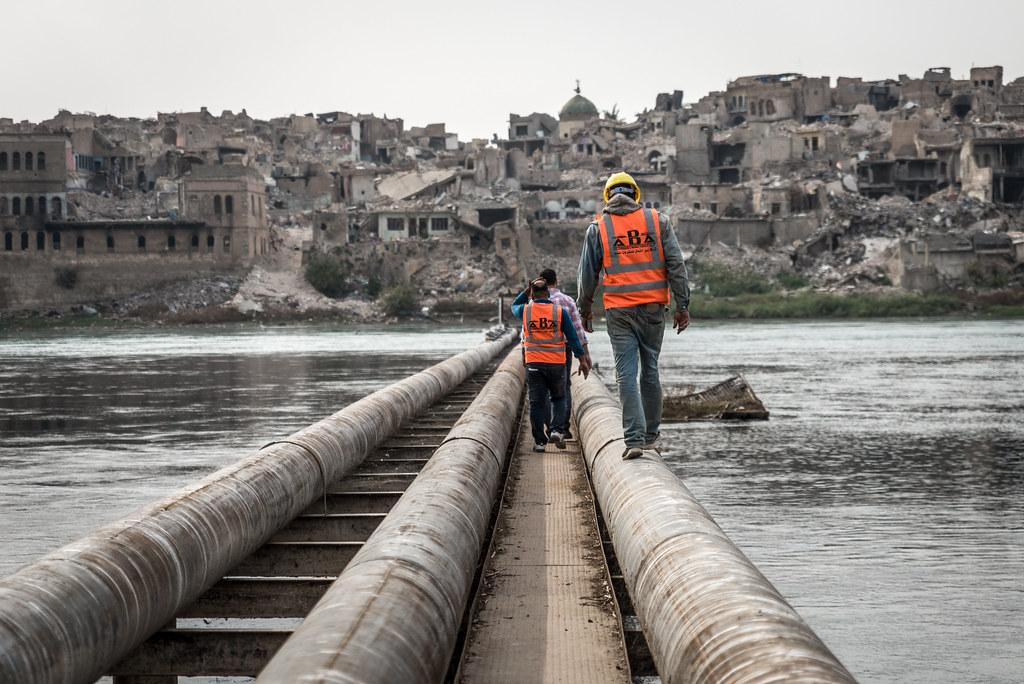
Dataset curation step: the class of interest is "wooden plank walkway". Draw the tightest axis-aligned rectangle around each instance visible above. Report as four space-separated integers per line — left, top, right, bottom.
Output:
458 408 629 683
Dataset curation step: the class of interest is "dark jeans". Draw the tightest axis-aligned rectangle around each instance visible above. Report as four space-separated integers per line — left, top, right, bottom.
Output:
606 303 665 447
542 353 574 436
527 361 567 445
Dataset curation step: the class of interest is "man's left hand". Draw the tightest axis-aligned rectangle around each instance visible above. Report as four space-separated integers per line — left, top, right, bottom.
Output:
673 310 690 334
577 354 591 379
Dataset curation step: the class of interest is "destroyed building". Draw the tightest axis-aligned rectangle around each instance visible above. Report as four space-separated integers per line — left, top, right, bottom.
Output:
3 62 1024 313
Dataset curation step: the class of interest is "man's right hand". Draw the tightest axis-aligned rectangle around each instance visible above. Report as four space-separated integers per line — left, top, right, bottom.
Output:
673 310 690 334
582 311 594 333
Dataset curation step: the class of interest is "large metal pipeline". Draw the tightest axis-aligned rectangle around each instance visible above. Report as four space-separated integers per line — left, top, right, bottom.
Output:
255 348 525 683
572 373 857 684
0 331 517 684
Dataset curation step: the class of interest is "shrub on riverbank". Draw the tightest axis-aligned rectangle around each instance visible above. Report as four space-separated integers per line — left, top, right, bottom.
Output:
381 285 419 317
305 254 350 299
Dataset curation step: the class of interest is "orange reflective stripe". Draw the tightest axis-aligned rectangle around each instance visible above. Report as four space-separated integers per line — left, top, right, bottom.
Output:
522 301 566 364
598 209 670 309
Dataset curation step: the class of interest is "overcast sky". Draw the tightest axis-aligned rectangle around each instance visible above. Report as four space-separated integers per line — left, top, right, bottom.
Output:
4 0 1023 139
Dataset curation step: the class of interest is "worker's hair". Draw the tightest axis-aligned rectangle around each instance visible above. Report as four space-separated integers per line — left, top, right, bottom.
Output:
539 268 557 285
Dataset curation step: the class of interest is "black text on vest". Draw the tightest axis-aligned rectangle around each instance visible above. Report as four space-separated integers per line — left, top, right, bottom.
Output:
614 229 655 249
528 318 556 331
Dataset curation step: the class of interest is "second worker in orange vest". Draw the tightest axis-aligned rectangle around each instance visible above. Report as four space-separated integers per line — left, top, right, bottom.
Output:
576 172 691 460
512 278 590 452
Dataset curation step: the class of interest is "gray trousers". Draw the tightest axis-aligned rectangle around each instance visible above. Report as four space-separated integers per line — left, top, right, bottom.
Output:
606 303 665 447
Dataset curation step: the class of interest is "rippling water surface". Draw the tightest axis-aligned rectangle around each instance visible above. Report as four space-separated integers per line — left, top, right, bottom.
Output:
1 319 1022 683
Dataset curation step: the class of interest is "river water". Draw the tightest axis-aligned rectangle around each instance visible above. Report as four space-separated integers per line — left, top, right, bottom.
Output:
0 319 1021 683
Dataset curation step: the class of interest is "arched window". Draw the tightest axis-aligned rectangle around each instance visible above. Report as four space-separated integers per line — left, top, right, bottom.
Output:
191 233 199 248
20 232 29 250
250 196 256 217
3 232 11 251
225 195 234 215
213 195 222 215
75 235 85 251
0 152 7 170
38 197 46 215
12 152 20 171
206 234 214 250
36 152 45 170
0 197 7 214
36 231 44 250
766 100 776 115
52 232 61 250
107 235 115 251
12 197 21 215
51 197 62 216
648 150 664 172
138 235 146 250
24 196 34 216
25 152 33 170
167 234 176 250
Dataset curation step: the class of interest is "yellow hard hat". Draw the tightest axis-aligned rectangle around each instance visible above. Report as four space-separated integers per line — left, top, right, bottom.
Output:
603 171 641 204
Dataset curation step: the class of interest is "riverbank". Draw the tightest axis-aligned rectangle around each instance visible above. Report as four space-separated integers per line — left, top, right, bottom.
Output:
4 289 1024 333
690 289 1024 319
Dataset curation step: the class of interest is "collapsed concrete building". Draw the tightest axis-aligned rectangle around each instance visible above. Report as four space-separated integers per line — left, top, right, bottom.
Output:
3 63 1024 313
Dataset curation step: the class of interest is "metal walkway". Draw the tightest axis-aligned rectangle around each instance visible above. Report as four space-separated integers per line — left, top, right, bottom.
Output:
108 370 497 681
457 409 629 683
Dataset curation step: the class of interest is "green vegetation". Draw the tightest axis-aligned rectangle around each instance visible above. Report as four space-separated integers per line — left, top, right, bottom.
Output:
693 260 771 297
775 271 810 290
381 284 419 317
965 259 1011 289
681 258 1024 319
366 274 383 299
304 254 350 299
693 292 968 319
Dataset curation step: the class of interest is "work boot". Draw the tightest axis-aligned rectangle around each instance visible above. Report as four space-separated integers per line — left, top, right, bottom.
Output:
550 431 566 450
622 446 644 460
533 443 546 453
643 434 660 452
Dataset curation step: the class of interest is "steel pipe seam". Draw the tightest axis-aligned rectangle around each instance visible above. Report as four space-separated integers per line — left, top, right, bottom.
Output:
572 373 856 684
255 349 526 684
0 332 518 684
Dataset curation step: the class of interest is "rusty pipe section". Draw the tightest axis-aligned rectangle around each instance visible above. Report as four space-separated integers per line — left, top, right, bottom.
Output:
256 348 525 684
0 331 517 684
573 374 857 684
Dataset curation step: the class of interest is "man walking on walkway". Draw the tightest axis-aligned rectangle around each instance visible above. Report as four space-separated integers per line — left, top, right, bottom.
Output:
577 171 690 460
512 278 590 452
538 268 589 439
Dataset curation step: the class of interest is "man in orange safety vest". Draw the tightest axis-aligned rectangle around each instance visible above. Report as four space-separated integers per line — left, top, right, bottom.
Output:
576 171 691 460
512 277 590 452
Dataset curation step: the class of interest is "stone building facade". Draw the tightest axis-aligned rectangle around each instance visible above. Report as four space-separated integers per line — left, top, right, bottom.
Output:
180 164 270 259
0 134 71 228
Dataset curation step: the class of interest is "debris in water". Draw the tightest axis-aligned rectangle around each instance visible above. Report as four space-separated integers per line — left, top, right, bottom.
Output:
664 375 769 421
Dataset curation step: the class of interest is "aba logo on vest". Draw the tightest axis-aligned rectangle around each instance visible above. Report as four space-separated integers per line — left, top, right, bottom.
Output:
614 229 655 249
528 318 556 331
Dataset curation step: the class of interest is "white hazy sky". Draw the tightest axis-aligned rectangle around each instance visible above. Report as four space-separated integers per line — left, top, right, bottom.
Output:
4 0 1023 139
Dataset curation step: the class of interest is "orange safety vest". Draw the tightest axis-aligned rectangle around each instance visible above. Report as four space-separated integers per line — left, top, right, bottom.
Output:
522 301 566 364
597 208 670 309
